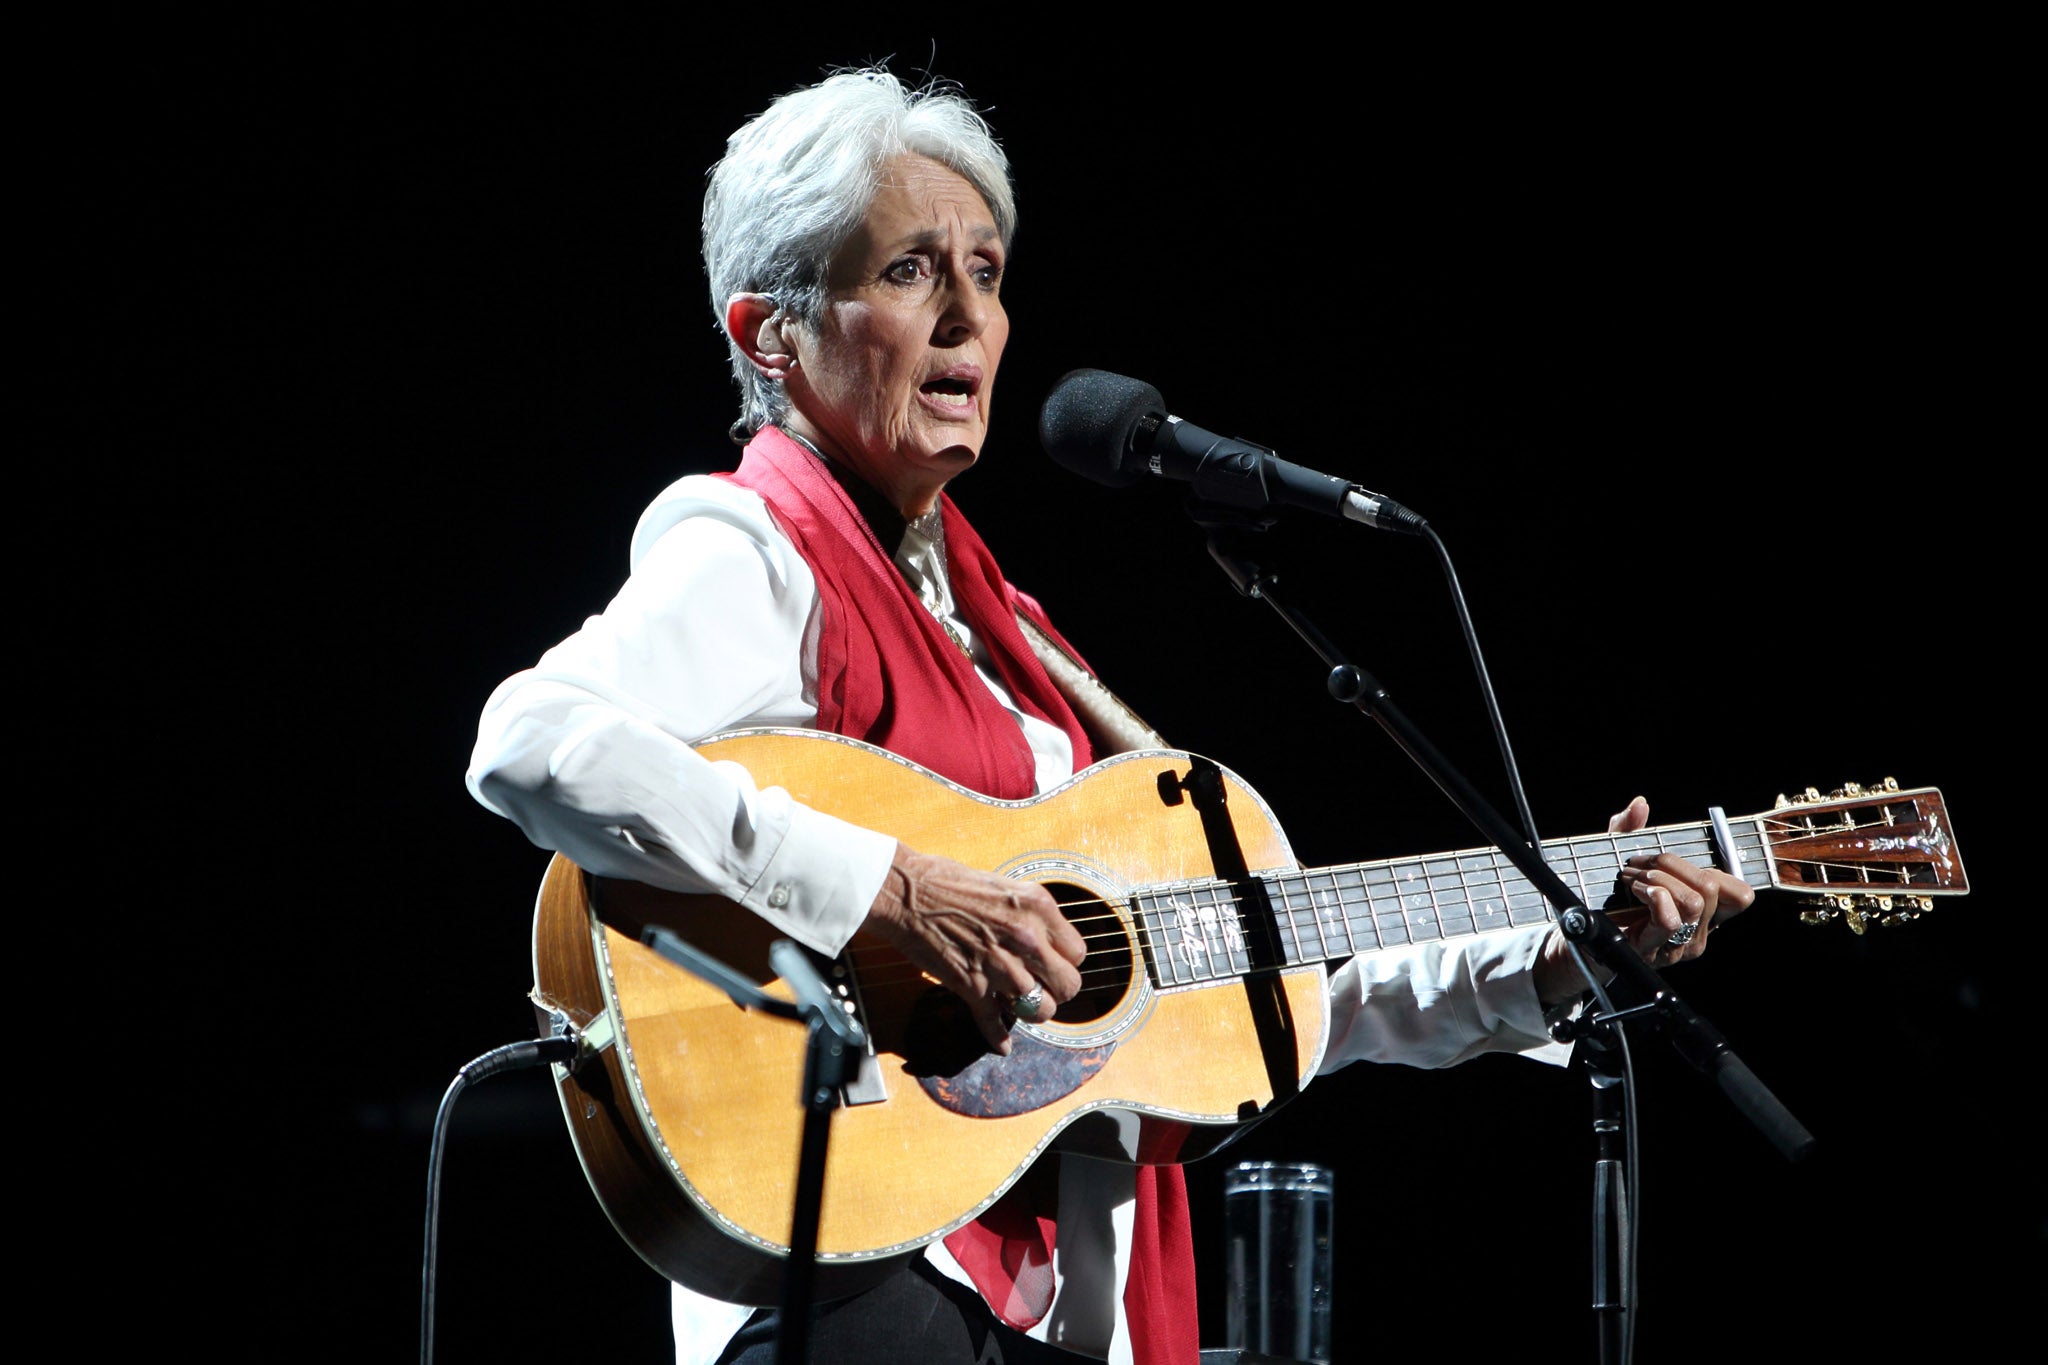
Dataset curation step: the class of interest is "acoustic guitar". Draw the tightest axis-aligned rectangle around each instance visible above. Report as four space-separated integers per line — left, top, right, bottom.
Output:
527 728 1967 1305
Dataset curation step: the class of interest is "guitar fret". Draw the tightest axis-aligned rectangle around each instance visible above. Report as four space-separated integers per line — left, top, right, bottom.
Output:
1445 850 1501 937
1430 859 1464 932
1270 873 1310 967
1294 869 1355 962
1327 868 1367 957
1354 864 1406 948
1292 870 1330 962
1429 860 1472 940
1734 825 1773 890
1405 858 1460 943
1215 882 1252 977
1557 833 1611 908
1451 848 1544 930
1302 868 1356 959
1207 883 1235 980
1153 886 1194 986
1507 886 1548 922
1136 889 1182 988
1468 849 1516 933
1201 888 1224 980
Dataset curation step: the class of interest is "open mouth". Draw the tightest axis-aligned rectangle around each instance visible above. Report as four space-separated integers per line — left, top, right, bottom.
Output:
920 376 976 408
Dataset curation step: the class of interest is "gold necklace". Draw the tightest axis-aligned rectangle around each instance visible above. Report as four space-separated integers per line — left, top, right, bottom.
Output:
939 618 973 659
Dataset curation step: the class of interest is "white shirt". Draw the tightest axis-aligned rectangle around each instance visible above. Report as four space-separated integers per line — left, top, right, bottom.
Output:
468 473 1567 1364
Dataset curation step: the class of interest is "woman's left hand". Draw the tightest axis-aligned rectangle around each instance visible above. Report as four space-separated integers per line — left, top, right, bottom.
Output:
1533 796 1757 1005
1605 795 1756 965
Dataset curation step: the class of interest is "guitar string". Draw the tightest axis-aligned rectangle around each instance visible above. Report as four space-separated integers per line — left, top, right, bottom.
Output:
829 863 1575 992
818 811 1935 994
837 838 1661 981
823 805 1927 986
825 845 1641 992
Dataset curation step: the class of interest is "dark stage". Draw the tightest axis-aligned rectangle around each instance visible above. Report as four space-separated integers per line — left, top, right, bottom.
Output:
131 15 2034 1362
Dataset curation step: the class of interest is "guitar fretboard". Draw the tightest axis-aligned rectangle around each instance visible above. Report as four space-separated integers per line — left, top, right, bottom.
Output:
1131 817 1770 988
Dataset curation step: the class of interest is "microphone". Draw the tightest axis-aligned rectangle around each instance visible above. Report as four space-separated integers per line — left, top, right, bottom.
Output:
1037 368 1426 533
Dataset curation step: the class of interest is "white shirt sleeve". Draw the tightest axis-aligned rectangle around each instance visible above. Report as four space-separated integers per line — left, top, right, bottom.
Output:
1320 926 1573 1072
465 476 897 956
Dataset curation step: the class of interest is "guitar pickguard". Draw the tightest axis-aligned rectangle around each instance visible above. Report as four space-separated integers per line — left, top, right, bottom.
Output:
918 1025 1116 1117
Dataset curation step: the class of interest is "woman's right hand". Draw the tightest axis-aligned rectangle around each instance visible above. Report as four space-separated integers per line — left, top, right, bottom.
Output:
862 844 1087 1053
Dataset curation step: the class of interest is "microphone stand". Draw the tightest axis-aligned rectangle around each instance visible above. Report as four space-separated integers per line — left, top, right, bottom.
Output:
640 928 866 1365
1192 506 1814 1360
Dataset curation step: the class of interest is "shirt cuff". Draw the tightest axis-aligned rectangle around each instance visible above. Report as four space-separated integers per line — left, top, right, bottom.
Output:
734 797 898 957
1471 924 1564 1049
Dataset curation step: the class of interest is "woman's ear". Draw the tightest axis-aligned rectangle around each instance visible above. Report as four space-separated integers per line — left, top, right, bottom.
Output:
724 293 795 380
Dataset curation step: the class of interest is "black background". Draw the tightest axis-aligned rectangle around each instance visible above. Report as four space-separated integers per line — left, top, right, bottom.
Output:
130 13 2034 1363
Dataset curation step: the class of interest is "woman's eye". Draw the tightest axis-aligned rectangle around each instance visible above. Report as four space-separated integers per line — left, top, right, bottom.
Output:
974 262 1004 291
886 258 927 284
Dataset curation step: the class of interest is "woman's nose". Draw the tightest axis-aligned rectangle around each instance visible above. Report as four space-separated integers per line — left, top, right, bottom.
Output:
933 267 990 343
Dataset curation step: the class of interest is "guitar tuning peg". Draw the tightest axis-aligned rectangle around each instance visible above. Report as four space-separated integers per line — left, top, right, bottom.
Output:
1873 895 1934 928
1830 778 1900 800
1800 892 1936 933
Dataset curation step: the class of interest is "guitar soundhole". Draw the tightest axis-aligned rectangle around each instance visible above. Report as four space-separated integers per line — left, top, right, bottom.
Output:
1043 881 1135 1026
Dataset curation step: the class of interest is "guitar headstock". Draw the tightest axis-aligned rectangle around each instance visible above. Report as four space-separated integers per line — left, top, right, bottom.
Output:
1761 778 1968 933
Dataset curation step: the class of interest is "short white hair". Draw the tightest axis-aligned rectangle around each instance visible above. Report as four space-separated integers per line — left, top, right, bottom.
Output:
702 68 1016 440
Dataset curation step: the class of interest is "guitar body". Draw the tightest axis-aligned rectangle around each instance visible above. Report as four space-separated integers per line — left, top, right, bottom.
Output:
531 729 1329 1305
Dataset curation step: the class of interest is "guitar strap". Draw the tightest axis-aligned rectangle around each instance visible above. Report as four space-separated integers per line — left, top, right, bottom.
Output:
1012 609 1168 757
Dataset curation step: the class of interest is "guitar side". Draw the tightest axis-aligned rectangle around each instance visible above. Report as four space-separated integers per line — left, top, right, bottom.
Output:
531 729 1331 1305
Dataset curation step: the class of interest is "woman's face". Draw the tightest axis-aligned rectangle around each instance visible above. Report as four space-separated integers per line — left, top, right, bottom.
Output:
784 154 1009 516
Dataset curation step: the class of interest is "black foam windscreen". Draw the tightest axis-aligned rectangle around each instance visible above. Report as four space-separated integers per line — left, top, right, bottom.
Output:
1036 368 1165 487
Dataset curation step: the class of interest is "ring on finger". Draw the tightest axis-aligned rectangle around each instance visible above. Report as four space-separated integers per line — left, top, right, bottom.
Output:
1009 981 1048 1023
1667 921 1700 948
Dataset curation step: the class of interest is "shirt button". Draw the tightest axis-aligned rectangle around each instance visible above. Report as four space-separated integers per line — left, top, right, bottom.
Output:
767 884 791 909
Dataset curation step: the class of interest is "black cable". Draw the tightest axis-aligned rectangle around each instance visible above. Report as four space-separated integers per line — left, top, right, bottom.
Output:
1421 522 1542 852
420 1036 580 1365
1425 521 1643 1364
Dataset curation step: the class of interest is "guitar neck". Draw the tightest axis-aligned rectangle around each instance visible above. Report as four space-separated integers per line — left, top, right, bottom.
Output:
1130 815 1755 989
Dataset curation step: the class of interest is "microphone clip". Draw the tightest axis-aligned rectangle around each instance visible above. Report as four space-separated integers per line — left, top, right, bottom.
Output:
1183 493 1280 537
1193 506 1283 602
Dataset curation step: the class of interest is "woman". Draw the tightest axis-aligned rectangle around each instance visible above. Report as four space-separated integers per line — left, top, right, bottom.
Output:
467 68 1750 1365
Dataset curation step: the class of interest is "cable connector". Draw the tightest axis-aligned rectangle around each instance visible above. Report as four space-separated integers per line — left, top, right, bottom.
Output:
456 1035 579 1084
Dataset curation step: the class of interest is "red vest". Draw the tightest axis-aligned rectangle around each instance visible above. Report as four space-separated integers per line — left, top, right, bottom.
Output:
723 427 1196 1365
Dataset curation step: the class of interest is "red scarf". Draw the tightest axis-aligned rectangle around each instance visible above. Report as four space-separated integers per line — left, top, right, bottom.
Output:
722 428 1198 1365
